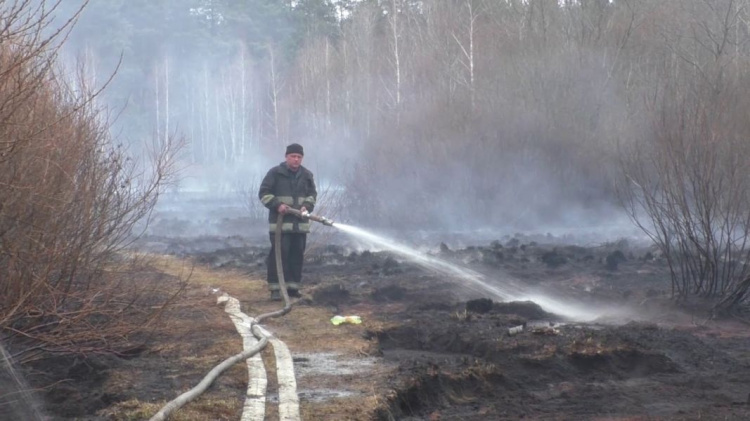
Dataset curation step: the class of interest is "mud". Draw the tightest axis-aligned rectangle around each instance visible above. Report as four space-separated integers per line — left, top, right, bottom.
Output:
26 226 750 420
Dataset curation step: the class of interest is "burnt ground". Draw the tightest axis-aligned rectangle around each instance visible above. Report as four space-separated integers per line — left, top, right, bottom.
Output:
25 230 750 420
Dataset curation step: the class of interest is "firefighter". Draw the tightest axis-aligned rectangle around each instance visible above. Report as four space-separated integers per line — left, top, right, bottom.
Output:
258 143 317 300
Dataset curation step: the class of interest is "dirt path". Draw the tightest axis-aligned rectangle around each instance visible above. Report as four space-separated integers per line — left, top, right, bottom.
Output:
164 255 397 420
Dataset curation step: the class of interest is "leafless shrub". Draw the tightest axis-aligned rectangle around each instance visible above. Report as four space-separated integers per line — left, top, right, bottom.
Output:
0 1 183 362
617 64 750 313
236 174 268 223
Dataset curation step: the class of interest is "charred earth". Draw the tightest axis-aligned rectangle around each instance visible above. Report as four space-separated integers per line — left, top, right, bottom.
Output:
30 230 750 420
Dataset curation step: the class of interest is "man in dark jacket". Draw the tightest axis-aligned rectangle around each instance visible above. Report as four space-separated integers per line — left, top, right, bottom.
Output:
258 143 317 300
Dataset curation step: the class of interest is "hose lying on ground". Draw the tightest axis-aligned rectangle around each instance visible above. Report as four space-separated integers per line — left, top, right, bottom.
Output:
150 214 293 421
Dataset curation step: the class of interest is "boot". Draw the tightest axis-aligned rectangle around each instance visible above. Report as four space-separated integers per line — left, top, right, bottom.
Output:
288 288 301 298
270 290 282 301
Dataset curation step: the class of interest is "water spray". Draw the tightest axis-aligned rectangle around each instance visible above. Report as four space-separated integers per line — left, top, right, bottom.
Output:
333 223 621 321
282 211 624 321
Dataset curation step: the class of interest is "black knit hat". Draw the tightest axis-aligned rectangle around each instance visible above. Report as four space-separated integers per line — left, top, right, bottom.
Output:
285 143 304 156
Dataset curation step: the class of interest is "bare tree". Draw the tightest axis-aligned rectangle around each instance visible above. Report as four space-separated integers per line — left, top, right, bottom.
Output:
385 0 404 124
267 44 285 143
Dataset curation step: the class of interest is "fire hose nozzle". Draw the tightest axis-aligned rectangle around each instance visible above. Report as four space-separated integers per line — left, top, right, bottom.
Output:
316 215 335 226
288 208 335 226
302 211 334 226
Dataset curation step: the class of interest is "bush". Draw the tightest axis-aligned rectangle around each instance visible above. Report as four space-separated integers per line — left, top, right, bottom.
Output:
605 251 626 271
0 1 182 363
541 250 567 268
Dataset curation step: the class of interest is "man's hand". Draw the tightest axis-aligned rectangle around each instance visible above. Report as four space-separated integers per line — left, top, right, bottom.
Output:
277 203 289 214
300 206 308 215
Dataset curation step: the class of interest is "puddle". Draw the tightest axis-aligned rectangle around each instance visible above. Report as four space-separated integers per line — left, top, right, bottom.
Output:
298 388 358 402
267 389 358 403
293 352 378 377
288 352 380 403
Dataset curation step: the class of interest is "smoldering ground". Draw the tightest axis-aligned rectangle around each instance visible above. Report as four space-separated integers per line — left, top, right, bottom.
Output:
31 230 750 419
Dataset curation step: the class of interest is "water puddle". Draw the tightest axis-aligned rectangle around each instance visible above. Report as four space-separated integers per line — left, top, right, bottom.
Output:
293 352 378 376
292 352 380 403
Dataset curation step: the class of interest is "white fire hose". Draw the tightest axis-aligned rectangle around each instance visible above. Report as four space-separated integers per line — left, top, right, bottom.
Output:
150 210 333 420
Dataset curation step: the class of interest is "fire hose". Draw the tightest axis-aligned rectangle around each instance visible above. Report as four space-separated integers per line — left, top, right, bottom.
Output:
150 210 334 421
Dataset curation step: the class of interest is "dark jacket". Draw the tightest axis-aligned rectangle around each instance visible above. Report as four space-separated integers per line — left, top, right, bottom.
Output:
258 162 317 233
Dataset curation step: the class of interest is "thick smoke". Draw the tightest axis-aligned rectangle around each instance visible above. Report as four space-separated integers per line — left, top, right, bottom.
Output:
51 0 732 244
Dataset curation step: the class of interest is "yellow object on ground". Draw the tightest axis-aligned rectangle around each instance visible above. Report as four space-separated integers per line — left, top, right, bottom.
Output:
331 315 362 325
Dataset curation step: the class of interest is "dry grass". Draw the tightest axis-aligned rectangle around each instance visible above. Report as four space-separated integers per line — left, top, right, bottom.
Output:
301 394 385 421
102 396 242 421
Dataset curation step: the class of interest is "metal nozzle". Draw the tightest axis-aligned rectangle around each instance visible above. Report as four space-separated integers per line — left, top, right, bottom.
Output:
307 213 334 226
290 208 334 226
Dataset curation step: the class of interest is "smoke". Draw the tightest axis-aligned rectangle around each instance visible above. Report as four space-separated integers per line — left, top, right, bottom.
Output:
49 1 656 243
338 45 637 237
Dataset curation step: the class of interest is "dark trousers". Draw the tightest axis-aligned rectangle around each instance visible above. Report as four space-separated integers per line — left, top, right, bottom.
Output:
266 233 306 291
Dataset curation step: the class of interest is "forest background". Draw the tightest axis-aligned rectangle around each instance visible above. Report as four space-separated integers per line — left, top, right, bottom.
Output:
57 0 750 229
